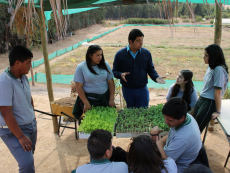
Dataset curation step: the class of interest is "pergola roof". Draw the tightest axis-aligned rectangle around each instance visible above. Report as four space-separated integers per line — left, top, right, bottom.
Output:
0 0 229 11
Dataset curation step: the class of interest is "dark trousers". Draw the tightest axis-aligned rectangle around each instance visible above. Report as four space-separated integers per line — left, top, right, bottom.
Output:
193 96 216 133
122 86 149 108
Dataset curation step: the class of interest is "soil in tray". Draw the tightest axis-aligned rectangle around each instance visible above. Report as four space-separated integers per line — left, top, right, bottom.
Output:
53 97 77 107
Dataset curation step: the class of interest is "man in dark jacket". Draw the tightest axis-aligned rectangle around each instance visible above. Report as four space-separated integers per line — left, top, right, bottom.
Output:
112 29 165 108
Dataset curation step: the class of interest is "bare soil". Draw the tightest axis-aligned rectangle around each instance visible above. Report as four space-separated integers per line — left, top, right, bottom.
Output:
53 97 77 107
0 23 230 173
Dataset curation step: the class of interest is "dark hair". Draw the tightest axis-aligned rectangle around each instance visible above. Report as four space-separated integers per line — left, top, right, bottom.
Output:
127 135 168 173
86 45 110 75
162 97 187 120
109 146 127 163
128 29 144 44
87 129 112 160
184 164 213 173
9 45 33 66
170 70 194 111
205 44 228 74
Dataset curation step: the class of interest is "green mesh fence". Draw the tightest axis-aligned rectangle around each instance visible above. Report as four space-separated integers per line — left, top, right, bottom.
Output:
123 24 214 27
31 26 122 68
31 24 213 68
28 73 230 92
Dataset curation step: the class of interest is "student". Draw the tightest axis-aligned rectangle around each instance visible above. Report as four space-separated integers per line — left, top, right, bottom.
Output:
0 45 37 173
71 129 128 173
151 97 202 173
193 44 229 132
127 135 177 173
112 29 165 108
72 45 115 119
166 70 198 115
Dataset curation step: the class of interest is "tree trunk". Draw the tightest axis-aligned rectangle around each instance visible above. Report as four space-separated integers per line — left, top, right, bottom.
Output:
37 8 58 133
214 1 222 46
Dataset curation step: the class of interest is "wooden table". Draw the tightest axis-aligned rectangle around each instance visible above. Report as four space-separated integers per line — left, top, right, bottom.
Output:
202 100 230 167
217 100 230 167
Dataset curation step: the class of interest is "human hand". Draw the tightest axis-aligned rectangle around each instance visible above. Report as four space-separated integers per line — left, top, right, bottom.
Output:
109 99 115 108
212 112 220 120
156 76 166 84
83 103 92 113
18 135 32 152
121 72 130 82
150 126 164 142
156 136 167 159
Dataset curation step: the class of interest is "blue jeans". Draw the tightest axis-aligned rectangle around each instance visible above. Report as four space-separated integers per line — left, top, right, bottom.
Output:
0 119 37 173
122 86 149 108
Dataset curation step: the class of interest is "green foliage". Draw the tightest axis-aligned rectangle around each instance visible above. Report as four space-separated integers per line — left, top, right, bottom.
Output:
123 18 169 24
210 20 214 24
222 13 229 18
223 88 230 99
78 107 117 133
196 16 203 22
114 79 126 109
116 104 170 133
174 20 179 23
181 15 187 19
183 19 190 23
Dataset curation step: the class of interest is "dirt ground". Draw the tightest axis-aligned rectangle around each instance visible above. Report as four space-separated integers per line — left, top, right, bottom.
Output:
0 23 230 173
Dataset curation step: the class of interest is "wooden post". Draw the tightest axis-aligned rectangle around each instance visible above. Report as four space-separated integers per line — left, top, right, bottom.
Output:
37 8 59 133
214 1 222 46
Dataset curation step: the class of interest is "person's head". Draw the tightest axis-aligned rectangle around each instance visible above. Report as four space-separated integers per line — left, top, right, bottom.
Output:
127 135 167 173
172 70 194 110
162 97 187 128
204 44 228 73
9 45 33 75
128 29 144 50
109 146 127 163
184 164 213 173
176 70 193 86
85 45 110 75
87 129 113 160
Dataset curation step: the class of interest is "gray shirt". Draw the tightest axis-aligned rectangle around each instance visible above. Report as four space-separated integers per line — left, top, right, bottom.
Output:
73 159 128 173
164 114 202 173
73 61 113 94
0 70 35 126
200 66 229 100
166 84 198 108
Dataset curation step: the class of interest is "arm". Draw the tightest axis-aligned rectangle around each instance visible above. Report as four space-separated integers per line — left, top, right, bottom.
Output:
187 108 195 115
164 137 187 161
31 96 34 109
212 89 222 119
146 53 160 82
156 136 167 159
107 79 115 107
112 53 122 79
188 88 198 115
0 106 32 152
75 82 91 112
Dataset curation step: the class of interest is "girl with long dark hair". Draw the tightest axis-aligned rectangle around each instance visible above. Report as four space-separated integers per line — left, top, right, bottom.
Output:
193 44 229 132
127 135 177 173
72 45 115 119
166 70 198 115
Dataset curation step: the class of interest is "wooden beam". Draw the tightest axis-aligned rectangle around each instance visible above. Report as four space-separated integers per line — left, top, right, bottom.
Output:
214 1 222 46
37 8 59 133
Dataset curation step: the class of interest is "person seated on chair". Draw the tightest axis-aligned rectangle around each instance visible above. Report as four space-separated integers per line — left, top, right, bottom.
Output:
184 164 213 173
150 97 202 173
166 69 198 115
71 129 128 173
72 45 115 119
